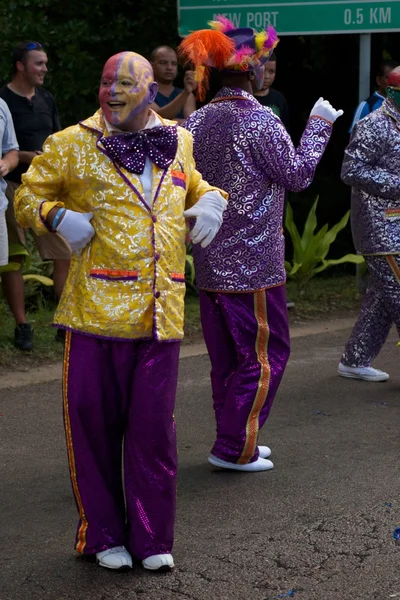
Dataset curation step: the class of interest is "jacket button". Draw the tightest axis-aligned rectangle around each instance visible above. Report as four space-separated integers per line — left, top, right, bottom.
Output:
155 291 161 299
152 215 157 223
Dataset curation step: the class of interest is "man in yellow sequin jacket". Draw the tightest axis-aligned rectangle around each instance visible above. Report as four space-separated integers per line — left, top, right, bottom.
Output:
15 51 227 573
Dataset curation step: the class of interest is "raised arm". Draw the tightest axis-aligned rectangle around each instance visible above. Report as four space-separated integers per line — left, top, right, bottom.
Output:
254 99 341 192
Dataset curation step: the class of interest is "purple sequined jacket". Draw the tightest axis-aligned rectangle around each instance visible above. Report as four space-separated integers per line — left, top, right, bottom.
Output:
183 87 332 292
342 98 400 255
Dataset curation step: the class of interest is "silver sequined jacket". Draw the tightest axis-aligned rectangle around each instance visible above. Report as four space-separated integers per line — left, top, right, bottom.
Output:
183 87 332 292
342 98 400 255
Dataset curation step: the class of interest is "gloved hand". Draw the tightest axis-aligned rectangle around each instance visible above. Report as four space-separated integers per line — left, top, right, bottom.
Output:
184 191 227 248
56 210 95 252
310 97 344 123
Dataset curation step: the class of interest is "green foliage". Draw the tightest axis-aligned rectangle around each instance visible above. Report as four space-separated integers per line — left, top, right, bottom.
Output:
284 197 364 293
0 0 179 127
0 238 54 311
185 243 198 295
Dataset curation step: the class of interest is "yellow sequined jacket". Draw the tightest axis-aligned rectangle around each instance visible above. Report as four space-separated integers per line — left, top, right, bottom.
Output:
15 110 225 341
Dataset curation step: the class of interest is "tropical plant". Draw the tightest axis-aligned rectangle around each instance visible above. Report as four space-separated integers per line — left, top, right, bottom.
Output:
0 242 54 311
284 197 364 293
185 243 198 295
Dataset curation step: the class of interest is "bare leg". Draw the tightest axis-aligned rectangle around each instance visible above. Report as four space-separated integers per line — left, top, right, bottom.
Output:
53 259 70 300
1 258 27 325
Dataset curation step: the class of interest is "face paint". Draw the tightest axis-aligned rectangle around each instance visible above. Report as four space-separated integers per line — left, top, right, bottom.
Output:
386 86 400 107
99 52 158 128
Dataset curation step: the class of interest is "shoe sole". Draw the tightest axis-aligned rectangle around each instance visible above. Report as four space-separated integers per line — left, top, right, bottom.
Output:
96 560 132 571
208 456 274 472
143 564 174 571
338 371 389 382
14 344 33 351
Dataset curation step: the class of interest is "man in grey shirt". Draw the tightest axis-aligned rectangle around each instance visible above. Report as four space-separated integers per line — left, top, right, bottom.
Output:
0 98 19 266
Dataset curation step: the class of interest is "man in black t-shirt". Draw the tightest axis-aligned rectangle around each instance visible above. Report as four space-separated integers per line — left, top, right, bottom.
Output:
0 41 71 351
252 52 290 131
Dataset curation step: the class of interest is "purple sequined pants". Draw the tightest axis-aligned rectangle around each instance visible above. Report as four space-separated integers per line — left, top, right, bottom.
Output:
199 286 290 464
342 255 400 367
62 331 180 559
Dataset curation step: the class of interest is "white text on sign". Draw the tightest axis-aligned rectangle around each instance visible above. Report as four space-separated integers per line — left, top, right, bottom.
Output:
343 6 391 25
214 12 279 28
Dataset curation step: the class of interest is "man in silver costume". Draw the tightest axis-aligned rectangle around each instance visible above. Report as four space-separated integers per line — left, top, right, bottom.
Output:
339 66 400 382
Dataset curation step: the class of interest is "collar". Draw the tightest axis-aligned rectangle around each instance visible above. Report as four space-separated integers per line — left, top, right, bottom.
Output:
213 87 260 106
382 97 400 124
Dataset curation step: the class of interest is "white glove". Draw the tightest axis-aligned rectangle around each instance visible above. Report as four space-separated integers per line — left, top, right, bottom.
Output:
56 210 95 252
310 97 344 123
184 191 227 248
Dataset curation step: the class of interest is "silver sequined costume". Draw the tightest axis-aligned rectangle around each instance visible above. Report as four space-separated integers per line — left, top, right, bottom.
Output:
341 98 400 367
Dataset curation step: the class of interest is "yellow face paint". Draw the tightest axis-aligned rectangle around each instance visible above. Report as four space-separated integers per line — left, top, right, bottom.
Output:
99 52 157 128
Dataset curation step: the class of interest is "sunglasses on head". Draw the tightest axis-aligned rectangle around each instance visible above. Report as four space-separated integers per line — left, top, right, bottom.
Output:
24 42 43 51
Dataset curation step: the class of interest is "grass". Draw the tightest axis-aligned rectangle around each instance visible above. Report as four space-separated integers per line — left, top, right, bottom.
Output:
285 274 362 322
0 303 64 371
0 275 362 372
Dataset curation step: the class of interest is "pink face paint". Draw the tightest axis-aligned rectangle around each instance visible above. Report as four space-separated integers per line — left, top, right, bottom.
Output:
99 52 158 128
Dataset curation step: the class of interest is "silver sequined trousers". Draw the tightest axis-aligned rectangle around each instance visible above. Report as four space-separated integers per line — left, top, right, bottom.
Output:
342 255 400 367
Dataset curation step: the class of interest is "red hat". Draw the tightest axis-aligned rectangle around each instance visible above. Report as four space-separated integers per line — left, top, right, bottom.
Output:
386 66 400 90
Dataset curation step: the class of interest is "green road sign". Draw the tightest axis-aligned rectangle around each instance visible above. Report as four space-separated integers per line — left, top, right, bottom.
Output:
178 0 400 36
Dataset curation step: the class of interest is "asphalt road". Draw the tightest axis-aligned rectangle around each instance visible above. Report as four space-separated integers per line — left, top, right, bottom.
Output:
1 326 399 600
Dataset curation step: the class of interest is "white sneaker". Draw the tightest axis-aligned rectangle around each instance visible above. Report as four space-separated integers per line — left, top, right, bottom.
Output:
96 545 132 570
258 445 271 459
338 362 389 382
208 454 274 472
142 553 174 571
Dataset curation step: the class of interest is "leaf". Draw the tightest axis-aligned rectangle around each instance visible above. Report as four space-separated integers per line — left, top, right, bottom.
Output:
0 261 21 273
310 254 364 277
301 196 318 251
318 211 350 261
22 274 54 286
285 203 303 264
8 243 31 270
185 254 196 286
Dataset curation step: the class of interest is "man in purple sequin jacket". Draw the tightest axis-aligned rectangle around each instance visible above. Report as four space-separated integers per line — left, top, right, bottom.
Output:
338 66 400 383
180 17 343 472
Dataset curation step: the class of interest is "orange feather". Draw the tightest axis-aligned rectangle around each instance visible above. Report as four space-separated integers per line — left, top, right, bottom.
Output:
178 30 235 101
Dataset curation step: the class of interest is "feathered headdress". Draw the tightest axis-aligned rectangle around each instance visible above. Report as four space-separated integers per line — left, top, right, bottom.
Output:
179 15 279 100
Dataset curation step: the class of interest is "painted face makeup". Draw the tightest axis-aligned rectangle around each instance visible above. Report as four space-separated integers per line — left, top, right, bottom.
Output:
99 52 158 128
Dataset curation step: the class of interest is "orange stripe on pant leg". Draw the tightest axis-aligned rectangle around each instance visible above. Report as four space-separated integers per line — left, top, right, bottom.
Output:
63 330 89 553
238 290 271 464
386 255 400 285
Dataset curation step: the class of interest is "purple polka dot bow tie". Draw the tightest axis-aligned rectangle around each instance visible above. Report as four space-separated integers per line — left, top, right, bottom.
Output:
101 125 178 175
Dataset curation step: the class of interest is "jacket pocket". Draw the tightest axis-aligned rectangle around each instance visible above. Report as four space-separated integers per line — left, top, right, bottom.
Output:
171 170 187 190
90 268 139 282
170 272 185 283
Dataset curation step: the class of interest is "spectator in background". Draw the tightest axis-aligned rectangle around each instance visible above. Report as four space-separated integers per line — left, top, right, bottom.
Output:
349 59 397 132
252 52 290 131
0 41 71 351
150 45 196 122
0 98 19 267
